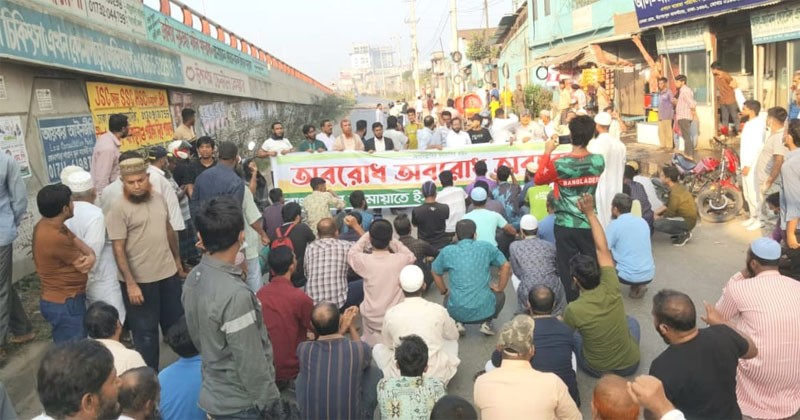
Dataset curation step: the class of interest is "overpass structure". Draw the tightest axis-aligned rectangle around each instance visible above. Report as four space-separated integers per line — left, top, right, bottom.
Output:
0 0 335 277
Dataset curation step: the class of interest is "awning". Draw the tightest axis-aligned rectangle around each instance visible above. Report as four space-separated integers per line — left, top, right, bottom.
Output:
535 33 637 68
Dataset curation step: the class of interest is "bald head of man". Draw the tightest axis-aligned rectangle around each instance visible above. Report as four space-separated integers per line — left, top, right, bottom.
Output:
317 217 338 239
311 301 340 336
651 289 697 345
592 374 639 420
528 285 555 315
118 367 160 420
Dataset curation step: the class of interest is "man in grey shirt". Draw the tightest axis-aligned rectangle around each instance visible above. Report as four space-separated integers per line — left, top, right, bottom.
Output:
757 107 789 205
0 152 32 360
182 196 279 418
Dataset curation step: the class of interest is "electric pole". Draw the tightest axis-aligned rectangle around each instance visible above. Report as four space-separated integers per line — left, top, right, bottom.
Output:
450 0 458 96
483 0 489 28
406 0 420 97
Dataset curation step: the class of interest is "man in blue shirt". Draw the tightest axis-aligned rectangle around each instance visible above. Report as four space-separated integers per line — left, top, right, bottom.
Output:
432 219 511 336
537 191 557 245
464 187 516 248
190 141 245 219
606 193 655 299
159 316 204 420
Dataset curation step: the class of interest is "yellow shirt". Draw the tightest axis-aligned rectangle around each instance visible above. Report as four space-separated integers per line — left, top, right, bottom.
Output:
404 122 421 150
500 90 513 108
490 100 501 118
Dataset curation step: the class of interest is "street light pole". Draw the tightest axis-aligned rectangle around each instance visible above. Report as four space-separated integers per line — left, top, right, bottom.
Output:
407 0 420 97
450 0 458 96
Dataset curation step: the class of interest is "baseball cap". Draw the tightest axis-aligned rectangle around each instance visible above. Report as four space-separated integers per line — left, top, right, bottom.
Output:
498 315 535 355
470 187 488 202
148 146 167 161
520 215 538 231
750 237 781 260
399 265 424 293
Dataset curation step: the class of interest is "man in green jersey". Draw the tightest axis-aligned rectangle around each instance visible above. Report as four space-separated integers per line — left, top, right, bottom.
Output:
534 115 605 301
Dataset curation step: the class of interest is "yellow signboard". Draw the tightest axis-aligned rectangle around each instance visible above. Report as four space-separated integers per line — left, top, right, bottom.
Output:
86 82 174 151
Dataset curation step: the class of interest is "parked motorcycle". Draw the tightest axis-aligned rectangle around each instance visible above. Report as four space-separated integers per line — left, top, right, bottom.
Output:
653 136 744 223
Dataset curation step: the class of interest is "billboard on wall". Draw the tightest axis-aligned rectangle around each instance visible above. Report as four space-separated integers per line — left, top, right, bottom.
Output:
37 115 97 183
86 82 174 152
634 0 775 28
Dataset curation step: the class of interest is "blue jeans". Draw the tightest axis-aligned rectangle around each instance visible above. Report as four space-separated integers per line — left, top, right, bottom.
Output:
40 294 87 343
574 315 641 377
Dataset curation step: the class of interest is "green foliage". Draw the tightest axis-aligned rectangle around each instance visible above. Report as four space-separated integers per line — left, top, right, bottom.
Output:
524 84 553 116
466 35 492 63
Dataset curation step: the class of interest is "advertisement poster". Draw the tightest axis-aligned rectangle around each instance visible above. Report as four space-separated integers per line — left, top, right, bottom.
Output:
86 82 174 151
37 115 97 183
0 116 31 177
634 0 773 28
270 143 570 208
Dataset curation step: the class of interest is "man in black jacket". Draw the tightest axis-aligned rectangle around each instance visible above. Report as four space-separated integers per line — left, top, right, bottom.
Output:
363 122 395 152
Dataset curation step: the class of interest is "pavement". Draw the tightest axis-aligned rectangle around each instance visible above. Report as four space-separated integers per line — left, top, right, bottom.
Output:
3 134 758 419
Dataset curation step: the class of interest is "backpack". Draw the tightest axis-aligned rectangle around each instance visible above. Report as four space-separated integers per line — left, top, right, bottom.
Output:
271 223 296 252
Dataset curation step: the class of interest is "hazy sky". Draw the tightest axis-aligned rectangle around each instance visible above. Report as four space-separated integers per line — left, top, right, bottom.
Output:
157 0 513 84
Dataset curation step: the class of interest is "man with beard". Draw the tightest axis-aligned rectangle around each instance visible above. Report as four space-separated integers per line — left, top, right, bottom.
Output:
118 367 160 420
33 184 96 342
107 157 185 369
333 119 365 151
445 117 470 148
316 119 337 151
35 340 122 420
649 289 756 419
91 114 128 196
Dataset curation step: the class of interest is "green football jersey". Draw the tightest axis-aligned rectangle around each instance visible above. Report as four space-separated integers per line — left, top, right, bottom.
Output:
552 154 605 229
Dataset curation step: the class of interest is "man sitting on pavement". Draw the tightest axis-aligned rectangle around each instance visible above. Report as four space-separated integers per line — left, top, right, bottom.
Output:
486 285 580 406
395 214 439 287
591 374 639 420
296 304 380 420
159 316 204 420
348 219 416 345
493 165 523 229
257 246 313 390
623 163 654 233
537 191 557 244
649 289 756 419
374 265 460 385
509 215 566 315
654 165 697 246
305 217 364 310
565 193 641 377
713 238 800 420
474 315 581 419
118 367 160 420
412 181 452 250
377 335 447 420
436 170 468 241
276 202 316 287
606 193 655 299
464 186 517 253
465 160 497 196
84 301 145 376
432 219 510 336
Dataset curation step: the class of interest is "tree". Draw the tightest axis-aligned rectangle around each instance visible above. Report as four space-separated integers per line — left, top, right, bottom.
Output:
466 35 492 63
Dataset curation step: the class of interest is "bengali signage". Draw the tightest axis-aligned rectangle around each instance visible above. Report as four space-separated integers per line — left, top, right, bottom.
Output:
271 143 571 208
656 22 707 54
634 0 773 28
86 82 174 151
145 7 268 79
0 0 183 85
181 55 251 97
29 0 146 37
37 115 97 183
751 4 800 44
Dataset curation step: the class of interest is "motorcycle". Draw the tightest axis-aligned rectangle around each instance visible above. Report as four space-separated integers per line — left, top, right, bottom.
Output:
653 136 744 223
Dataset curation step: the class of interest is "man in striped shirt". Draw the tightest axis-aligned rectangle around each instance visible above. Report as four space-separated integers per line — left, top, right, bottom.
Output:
714 238 800 419
672 74 697 158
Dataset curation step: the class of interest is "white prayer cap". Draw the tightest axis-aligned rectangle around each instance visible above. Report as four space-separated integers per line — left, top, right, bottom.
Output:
60 165 85 185
66 170 93 193
399 265 424 293
594 112 612 126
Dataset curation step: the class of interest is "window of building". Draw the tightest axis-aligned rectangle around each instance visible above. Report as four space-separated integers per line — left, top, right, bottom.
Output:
718 34 753 74
680 50 709 105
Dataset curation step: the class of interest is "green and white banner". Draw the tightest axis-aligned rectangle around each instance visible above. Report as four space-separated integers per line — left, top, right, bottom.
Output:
270 143 570 208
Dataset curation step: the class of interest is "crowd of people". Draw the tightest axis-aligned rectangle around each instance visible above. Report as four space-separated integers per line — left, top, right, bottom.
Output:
0 78 798 420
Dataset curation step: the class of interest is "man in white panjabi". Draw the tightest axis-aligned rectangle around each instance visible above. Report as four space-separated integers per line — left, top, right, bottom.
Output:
588 112 627 227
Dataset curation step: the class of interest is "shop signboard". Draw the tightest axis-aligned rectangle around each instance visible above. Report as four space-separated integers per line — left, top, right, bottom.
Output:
656 22 707 54
29 0 146 38
181 55 252 98
635 0 774 29
37 115 97 183
86 82 174 152
751 4 800 44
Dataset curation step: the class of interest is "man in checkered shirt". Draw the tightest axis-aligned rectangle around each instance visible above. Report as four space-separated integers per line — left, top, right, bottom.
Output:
304 217 365 310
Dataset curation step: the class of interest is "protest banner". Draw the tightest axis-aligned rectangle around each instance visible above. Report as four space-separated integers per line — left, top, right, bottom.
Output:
37 115 97 183
86 82 174 151
270 143 570 208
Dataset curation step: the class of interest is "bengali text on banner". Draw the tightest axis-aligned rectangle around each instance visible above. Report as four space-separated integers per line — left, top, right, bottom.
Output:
86 82 174 151
270 143 570 208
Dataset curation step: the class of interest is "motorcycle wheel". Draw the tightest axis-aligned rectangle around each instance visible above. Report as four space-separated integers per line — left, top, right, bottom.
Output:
696 185 743 223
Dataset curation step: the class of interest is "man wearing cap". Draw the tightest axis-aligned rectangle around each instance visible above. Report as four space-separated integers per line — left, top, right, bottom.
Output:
147 146 185 234
98 151 146 215
464 186 517 249
607 193 654 299
190 141 246 220
432 219 511 336
91 114 128 195
474 315 581 419
436 171 467 239
106 157 185 369
712 238 800 420
62 168 124 324
589 111 627 227
412 181 451 250
347 219 416 345
510 215 566 315
373 265 460 385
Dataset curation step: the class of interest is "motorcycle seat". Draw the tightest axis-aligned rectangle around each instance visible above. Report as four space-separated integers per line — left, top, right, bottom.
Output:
674 154 697 171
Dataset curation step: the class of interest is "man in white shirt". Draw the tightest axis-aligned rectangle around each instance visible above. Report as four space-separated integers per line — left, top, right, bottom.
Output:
513 111 541 145
373 265 460 385
85 301 145 376
436 170 467 237
375 104 385 127
61 168 125 323
445 117 470 148
384 116 408 150
588 112 627 227
146 147 185 233
417 116 440 150
257 121 294 158
316 119 336 151
415 96 424 119
740 100 767 230
491 108 519 144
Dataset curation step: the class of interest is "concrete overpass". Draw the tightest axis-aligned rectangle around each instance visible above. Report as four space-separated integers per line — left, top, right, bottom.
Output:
0 0 337 278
